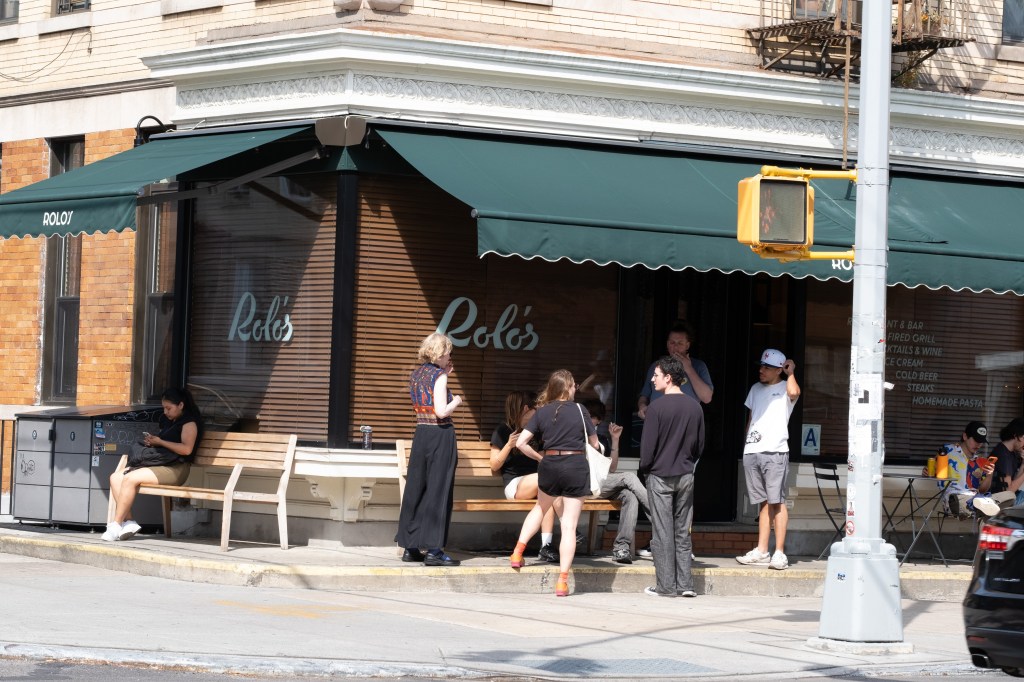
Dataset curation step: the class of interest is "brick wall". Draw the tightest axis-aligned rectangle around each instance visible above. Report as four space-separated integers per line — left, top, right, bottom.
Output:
599 527 759 557
77 129 137 405
0 138 48 405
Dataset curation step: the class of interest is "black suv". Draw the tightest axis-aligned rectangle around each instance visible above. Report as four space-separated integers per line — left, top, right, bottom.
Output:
964 506 1024 677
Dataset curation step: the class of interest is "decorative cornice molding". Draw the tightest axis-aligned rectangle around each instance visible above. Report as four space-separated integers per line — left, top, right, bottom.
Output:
176 72 1024 172
151 27 1024 176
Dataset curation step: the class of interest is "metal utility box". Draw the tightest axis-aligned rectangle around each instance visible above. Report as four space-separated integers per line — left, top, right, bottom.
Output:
13 406 164 526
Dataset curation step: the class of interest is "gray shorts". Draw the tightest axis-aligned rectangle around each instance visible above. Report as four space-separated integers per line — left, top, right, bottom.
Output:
743 451 789 505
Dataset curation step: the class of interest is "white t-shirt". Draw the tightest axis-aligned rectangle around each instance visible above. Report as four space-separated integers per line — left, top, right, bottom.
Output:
743 380 797 454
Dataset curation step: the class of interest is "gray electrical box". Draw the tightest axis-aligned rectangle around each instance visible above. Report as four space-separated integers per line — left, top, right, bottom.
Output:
13 406 165 527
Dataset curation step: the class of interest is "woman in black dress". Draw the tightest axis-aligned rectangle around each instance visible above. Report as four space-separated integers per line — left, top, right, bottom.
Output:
510 369 600 596
395 332 464 567
104 387 203 542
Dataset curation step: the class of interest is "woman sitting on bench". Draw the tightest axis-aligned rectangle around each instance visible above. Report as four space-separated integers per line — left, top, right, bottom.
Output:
103 387 204 542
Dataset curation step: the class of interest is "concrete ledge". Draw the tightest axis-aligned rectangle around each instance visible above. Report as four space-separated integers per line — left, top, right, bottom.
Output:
0 527 972 600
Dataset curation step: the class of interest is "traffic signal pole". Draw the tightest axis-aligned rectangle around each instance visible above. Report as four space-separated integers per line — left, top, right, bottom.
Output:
812 1 908 649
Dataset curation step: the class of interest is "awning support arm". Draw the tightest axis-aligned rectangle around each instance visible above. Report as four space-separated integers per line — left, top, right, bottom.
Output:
137 146 324 205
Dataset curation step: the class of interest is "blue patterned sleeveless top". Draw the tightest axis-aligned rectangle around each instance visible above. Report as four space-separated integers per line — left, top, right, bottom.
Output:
410 363 454 426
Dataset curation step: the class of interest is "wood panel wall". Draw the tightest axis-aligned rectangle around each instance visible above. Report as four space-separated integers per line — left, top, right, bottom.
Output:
188 176 336 440
350 174 619 445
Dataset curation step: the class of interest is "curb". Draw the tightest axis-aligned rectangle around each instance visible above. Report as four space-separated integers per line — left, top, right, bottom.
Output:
0 533 970 600
0 641 987 681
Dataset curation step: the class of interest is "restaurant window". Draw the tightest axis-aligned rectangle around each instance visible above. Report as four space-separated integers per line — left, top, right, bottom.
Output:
187 174 336 439
132 191 177 403
348 174 619 445
42 136 84 403
1005 0 1024 44
804 279 1024 461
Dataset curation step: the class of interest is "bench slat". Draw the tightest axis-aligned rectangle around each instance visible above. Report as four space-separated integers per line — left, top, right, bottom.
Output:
192 456 290 469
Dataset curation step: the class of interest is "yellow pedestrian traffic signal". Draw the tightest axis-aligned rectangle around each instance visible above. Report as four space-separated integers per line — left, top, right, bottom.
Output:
737 175 814 251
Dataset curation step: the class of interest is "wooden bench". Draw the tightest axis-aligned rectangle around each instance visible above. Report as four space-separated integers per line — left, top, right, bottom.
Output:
108 431 298 551
396 439 620 552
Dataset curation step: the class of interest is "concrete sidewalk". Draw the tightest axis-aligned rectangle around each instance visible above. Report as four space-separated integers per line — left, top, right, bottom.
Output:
0 544 979 681
0 522 982 679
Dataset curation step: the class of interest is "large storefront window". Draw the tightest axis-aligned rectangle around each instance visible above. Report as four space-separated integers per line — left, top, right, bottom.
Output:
188 175 336 439
805 279 1024 460
350 175 618 444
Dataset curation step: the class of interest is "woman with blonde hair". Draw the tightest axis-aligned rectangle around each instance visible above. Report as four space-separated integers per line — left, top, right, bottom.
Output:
490 390 560 563
395 332 464 566
510 369 600 596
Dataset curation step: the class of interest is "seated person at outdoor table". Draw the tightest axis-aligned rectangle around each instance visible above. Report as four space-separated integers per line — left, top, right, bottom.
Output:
990 417 1024 507
934 420 1016 518
490 390 561 563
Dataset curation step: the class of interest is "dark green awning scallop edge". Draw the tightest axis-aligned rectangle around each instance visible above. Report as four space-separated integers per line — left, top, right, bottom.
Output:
377 127 1024 296
0 126 309 239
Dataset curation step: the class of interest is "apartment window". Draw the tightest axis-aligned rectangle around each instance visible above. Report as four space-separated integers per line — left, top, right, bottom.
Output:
54 0 88 14
0 0 18 21
43 137 84 402
133 193 177 403
1005 0 1024 43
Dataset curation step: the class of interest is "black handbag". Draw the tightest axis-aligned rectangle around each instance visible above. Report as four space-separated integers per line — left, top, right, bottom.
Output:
127 443 181 469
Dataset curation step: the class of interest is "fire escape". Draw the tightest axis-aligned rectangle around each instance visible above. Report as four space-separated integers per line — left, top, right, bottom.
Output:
747 0 973 165
748 0 972 81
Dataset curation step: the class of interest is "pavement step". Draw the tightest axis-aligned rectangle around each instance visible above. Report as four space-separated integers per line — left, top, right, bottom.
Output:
0 525 971 601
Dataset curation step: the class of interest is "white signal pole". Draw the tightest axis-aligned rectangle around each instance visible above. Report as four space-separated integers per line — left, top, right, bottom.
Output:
812 1 909 649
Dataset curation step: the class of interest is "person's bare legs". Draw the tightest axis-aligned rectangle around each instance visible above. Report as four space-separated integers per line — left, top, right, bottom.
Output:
557 496 584 573
513 474 557 535
109 467 161 524
767 502 787 554
756 501 771 553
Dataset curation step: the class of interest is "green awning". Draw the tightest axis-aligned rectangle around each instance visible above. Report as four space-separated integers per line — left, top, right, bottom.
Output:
377 128 1024 295
0 127 309 239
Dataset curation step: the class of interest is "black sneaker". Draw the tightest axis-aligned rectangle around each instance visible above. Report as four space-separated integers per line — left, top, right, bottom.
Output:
947 494 961 518
612 548 632 564
636 544 653 559
538 544 559 563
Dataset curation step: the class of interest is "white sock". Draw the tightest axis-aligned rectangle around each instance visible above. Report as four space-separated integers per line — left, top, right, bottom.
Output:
541 533 553 546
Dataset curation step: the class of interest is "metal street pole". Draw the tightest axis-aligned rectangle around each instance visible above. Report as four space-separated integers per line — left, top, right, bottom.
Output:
815 1 905 646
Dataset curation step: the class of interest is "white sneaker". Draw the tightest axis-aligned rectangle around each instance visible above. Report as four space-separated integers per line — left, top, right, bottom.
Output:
101 522 122 542
679 589 697 598
636 544 652 559
972 495 1001 517
735 548 770 565
119 519 142 540
769 551 789 570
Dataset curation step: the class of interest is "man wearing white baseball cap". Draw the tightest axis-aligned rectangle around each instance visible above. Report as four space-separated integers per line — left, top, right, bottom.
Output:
736 348 801 570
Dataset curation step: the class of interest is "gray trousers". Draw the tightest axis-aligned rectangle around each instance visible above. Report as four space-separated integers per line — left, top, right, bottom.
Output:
599 471 649 552
646 472 694 595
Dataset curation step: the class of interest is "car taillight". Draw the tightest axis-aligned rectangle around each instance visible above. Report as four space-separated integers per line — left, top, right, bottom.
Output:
979 524 1013 551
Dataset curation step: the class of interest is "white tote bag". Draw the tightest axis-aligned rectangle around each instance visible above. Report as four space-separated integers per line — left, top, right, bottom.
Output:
579 404 610 496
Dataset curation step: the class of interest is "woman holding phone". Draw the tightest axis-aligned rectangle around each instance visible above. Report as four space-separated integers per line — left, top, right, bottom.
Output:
104 387 203 541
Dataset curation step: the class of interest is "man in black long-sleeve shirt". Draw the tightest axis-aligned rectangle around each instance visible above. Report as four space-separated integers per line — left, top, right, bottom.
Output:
639 355 705 597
